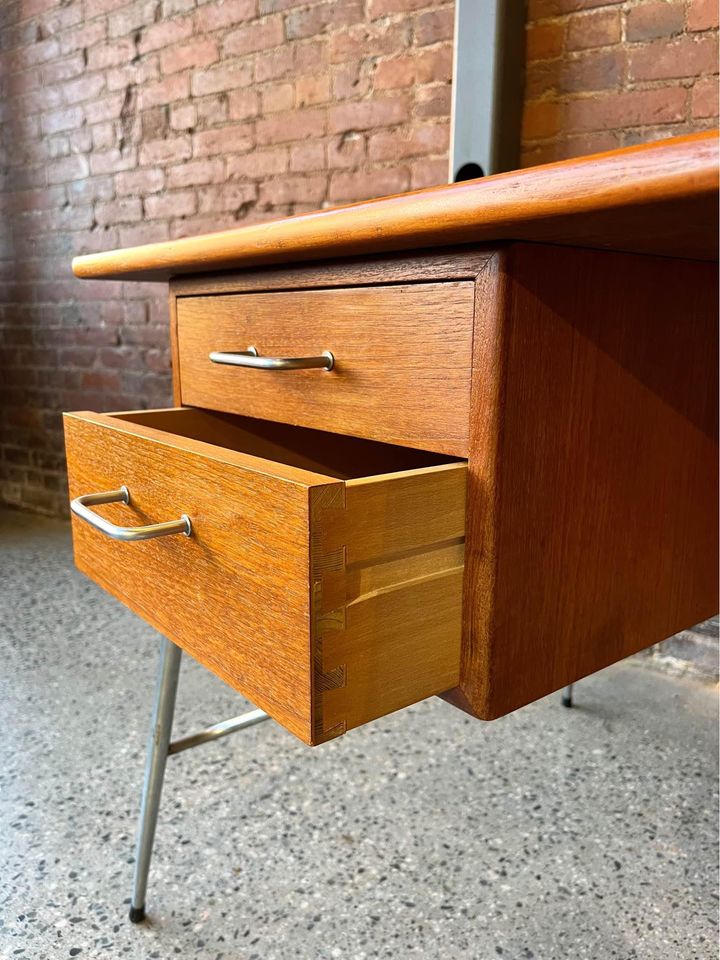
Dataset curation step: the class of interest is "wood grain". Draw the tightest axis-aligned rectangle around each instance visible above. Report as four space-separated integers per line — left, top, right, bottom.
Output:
311 463 466 740
449 242 719 720
175 282 475 455
72 133 718 281
64 407 466 744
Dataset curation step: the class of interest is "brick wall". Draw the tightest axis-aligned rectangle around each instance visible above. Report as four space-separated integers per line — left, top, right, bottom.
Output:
0 0 717 517
523 0 718 164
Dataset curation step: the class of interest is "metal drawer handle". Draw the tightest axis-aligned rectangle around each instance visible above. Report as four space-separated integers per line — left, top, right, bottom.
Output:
209 346 334 371
70 486 192 542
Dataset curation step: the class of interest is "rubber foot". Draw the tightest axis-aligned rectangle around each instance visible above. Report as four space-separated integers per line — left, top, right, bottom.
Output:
129 905 146 924
561 695 573 709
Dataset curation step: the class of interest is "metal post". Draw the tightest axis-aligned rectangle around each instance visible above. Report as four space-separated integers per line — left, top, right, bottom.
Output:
129 636 182 923
561 683 574 708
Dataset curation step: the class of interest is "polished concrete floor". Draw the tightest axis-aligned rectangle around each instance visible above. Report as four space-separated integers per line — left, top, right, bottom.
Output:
0 508 717 960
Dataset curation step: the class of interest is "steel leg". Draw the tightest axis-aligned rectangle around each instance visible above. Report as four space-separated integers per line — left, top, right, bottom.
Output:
129 636 182 923
561 683 574 708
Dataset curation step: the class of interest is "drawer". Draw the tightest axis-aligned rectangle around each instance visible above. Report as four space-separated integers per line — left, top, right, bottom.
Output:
174 282 475 456
64 407 467 745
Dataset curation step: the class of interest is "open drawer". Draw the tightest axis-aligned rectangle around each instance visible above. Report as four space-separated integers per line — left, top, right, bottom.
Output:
63 407 467 745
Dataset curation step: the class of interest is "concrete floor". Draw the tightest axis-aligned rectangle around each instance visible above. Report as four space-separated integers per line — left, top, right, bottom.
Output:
0 509 717 960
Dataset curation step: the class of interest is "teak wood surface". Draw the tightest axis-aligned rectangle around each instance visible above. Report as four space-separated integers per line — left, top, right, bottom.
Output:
72 133 718 281
454 242 718 719
175 282 474 455
64 407 466 744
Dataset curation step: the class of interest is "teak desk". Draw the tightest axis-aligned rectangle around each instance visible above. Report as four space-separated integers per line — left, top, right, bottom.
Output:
68 132 719 922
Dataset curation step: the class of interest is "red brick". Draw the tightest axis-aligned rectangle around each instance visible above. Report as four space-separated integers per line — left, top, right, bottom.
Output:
197 182 257 214
196 94 229 125
367 122 449 161
115 168 165 195
95 198 143 226
258 173 327 205
329 20 410 64
290 141 326 171
144 189 197 219
415 84 452 119
257 107 326 144
565 86 688 132
170 102 197 131
227 147 289 178
137 16 189 57
227 89 260 120
191 60 253 96
193 124 254 156
374 55 415 90
566 9 621 50
523 100 565 141
261 82 294 113
692 75 720 118
415 45 453 83
688 0 719 32
160 38 219 75
296 74 331 106
61 73 106 105
108 2 158 40
223 16 283 56
559 48 625 91
255 43 294 81
414 8 454 46
626 3 685 42
166 158 225 188
138 74 190 110
59 19 107 55
41 106 84 135
629 35 718 82
526 21 565 61
528 0 624 15
329 96 410 133
86 39 136 71
368 0 433 17
41 53 85 84
285 0 362 40
328 166 409 202
410 157 448 190
46 154 90 184
332 61 373 100
194 0 257 32
138 136 192 166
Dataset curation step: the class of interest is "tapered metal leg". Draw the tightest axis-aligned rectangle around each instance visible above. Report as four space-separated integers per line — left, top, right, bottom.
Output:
129 637 182 923
561 683 574 708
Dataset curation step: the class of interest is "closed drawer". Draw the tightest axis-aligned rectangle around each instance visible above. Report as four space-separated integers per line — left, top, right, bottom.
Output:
175 282 475 456
64 407 466 745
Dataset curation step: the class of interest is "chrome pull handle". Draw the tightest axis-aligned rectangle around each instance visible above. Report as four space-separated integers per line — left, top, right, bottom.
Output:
209 346 334 371
70 486 192 542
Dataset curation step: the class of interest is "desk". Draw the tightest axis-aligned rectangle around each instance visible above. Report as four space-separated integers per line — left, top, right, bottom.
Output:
68 132 719 920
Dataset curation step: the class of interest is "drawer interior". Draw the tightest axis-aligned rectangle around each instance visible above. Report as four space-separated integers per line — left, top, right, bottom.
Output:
112 406 460 480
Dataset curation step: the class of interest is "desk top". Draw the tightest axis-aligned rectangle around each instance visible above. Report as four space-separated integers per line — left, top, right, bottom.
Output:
72 132 718 282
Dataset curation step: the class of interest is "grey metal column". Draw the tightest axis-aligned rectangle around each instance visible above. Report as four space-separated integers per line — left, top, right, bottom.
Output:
449 0 525 180
561 684 574 708
129 636 182 923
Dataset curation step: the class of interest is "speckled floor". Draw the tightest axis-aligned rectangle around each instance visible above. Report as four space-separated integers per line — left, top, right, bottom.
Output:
0 508 717 960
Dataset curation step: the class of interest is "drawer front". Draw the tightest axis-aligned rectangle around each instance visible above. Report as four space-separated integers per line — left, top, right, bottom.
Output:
64 407 466 744
175 282 475 456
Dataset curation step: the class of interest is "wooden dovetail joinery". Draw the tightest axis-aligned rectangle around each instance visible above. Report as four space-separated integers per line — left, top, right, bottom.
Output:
309 465 467 744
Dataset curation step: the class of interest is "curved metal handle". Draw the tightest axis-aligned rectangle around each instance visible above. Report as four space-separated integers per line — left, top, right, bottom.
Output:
70 486 192 542
209 346 334 371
